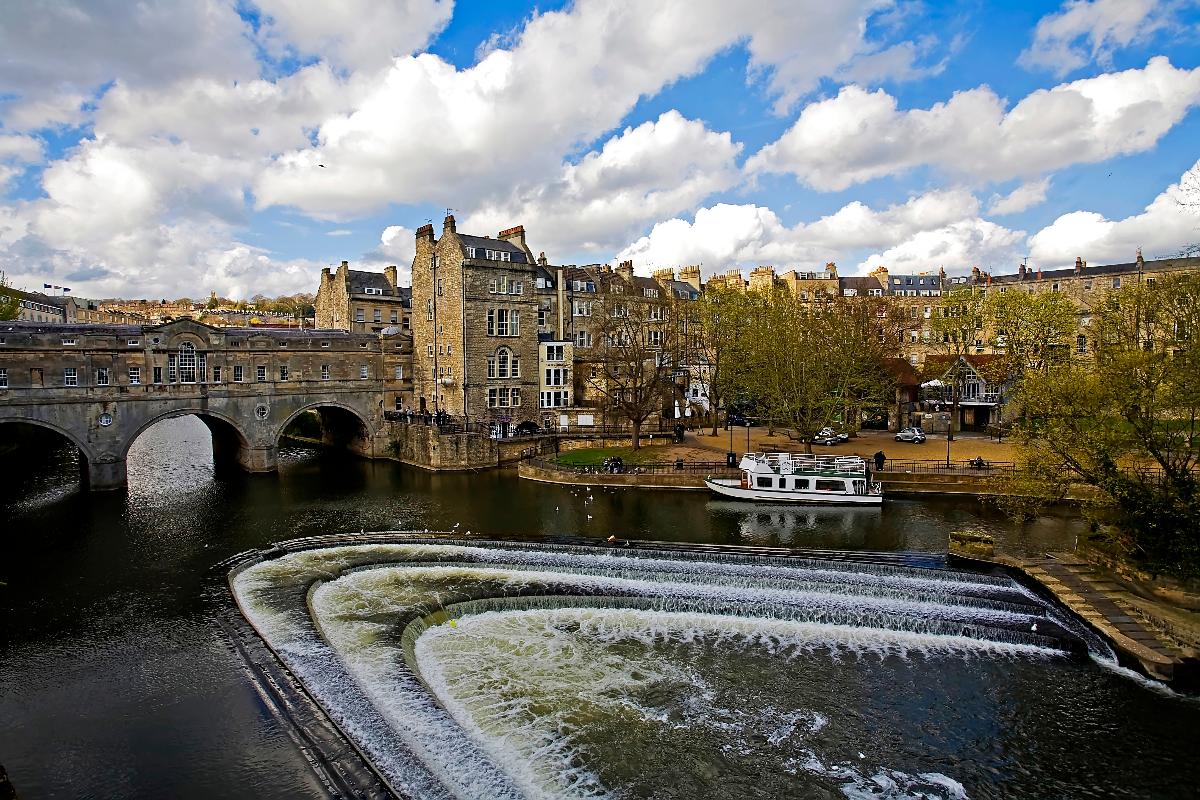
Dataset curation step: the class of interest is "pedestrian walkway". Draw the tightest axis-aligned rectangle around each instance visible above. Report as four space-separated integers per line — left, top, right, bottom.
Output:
1018 553 1195 684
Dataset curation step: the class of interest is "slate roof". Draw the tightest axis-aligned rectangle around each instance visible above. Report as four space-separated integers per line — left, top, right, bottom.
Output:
840 276 883 292
990 256 1200 284
347 269 398 296
458 234 528 262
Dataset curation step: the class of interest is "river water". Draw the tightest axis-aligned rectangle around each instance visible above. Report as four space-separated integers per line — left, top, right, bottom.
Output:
1 416 1196 799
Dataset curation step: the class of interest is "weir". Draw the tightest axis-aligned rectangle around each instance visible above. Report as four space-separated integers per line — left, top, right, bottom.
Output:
227 535 1146 800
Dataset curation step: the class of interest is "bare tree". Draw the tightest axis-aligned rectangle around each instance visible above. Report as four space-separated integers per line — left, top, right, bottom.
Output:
584 292 683 449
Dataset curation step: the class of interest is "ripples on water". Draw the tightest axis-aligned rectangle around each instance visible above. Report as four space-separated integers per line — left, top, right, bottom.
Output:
0 416 1193 799
233 541 1200 800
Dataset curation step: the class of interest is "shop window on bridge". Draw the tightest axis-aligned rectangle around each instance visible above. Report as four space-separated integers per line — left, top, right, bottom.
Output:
64 367 78 386
233 365 243 382
0 368 7 388
212 365 221 383
153 366 162 384
321 364 330 380
256 365 267 382
96 367 110 386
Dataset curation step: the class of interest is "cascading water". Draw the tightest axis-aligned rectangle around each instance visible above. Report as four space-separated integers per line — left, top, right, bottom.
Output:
230 538 1193 800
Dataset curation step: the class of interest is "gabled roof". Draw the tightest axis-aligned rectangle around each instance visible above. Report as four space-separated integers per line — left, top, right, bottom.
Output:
922 353 1009 383
667 280 699 300
882 357 920 386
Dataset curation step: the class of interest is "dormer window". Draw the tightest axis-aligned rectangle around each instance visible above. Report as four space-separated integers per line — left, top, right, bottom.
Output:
62 338 76 346
466 247 477 258
363 287 384 295
643 288 659 298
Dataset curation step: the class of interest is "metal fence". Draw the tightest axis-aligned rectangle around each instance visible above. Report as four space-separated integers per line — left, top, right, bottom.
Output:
534 458 737 476
877 458 1019 477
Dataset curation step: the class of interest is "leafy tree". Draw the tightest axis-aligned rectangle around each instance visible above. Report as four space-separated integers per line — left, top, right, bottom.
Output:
983 288 1079 376
695 283 760 435
584 292 684 449
0 272 19 320
926 285 988 441
1004 273 1200 578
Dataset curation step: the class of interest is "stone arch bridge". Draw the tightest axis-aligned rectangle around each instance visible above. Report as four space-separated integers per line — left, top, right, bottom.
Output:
0 319 412 489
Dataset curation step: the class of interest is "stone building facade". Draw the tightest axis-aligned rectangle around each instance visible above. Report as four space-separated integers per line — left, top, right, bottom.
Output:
410 216 543 422
315 260 411 333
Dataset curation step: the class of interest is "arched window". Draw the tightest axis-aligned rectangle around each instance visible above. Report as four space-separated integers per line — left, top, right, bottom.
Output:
497 347 510 379
178 342 197 383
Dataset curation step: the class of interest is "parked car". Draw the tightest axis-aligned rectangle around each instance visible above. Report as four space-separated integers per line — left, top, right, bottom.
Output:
817 426 850 442
812 432 841 446
895 427 927 443
726 411 755 427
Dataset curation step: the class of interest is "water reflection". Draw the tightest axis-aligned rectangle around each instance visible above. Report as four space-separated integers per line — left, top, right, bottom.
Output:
0 416 1092 799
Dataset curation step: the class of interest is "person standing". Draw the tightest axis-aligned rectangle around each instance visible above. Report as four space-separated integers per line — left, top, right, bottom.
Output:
873 450 886 471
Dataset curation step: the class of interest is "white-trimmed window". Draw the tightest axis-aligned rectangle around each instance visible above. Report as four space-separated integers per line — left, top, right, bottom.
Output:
321 340 331 348
96 367 110 386
487 308 519 336
488 347 519 379
279 365 289 381
359 365 368 379
212 366 222 383
648 330 662 347
510 388 521 406
576 330 592 347
572 300 591 317
177 342 199 383
427 299 434 320
356 308 366 322
256 365 266 382
321 364 330 380
390 310 398 323
62 338 76 346
427 344 434 356
153 366 163 384
394 365 404 380
364 287 383 295
546 344 564 362
127 339 140 346
373 309 382 323
64 367 78 386
545 367 567 386
128 367 141 385
233 365 243 382
0 368 7 388
643 287 659 298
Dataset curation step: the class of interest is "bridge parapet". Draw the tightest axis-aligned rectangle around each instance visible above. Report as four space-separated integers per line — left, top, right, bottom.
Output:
0 319 413 489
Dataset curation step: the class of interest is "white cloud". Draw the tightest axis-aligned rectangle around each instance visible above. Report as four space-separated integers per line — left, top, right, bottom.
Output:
462 111 741 257
614 189 1023 276
254 0 908 217
254 0 454 72
0 0 258 132
748 57 1200 190
987 178 1053 215
1021 0 1176 76
325 229 354 237
1028 159 1200 266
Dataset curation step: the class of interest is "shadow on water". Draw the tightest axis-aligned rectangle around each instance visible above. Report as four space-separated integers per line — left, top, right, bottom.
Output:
0 416 1093 798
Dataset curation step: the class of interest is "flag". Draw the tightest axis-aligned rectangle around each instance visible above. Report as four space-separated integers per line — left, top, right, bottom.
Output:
43 283 51 288
63 287 71 293
52 285 61 290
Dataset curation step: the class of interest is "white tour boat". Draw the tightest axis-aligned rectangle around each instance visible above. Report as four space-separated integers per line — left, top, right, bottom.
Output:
704 452 883 505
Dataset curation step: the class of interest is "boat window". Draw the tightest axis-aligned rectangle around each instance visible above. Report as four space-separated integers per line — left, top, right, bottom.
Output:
814 479 842 492
756 476 773 488
796 479 809 490
779 478 787 488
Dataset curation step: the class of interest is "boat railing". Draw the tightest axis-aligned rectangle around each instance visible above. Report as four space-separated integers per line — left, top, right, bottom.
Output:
742 452 868 476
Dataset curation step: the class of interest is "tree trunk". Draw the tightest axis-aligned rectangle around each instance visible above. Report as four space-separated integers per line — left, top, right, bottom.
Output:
631 419 642 450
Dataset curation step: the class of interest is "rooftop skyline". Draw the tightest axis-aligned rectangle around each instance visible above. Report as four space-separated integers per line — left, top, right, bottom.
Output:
1 0 1198 300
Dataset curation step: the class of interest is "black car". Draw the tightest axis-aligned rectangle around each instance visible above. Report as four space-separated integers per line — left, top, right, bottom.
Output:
726 412 754 427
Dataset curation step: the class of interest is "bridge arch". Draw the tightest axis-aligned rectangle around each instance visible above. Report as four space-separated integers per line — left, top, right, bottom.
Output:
0 414 96 460
275 401 377 458
120 407 254 461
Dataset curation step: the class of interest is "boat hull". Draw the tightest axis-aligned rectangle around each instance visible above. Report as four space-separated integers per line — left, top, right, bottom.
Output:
704 477 883 505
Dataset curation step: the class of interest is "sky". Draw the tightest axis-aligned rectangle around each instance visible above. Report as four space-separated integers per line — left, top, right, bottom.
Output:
0 0 1198 301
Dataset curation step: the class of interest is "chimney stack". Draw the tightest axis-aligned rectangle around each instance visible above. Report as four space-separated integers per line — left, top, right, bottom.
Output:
442 214 456 234
497 224 526 251
1018 263 1027 280
615 260 634 282
320 266 331 285
537 251 548 267
384 265 398 292
415 223 435 242
1074 256 1084 274
679 265 702 291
